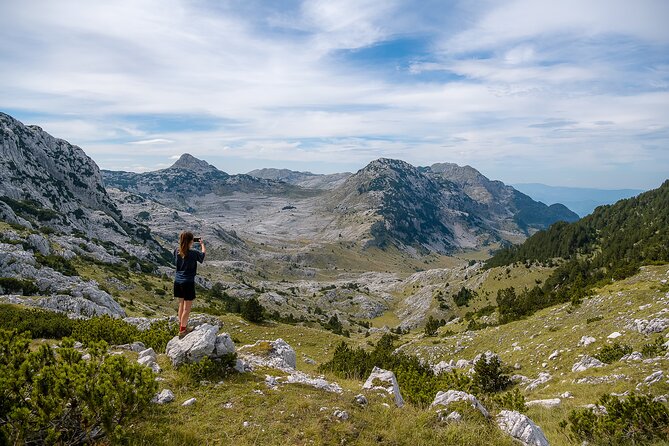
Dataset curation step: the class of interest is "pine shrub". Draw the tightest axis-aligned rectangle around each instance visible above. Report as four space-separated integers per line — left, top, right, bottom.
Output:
562 393 669 445
472 354 512 394
593 342 632 364
0 330 157 444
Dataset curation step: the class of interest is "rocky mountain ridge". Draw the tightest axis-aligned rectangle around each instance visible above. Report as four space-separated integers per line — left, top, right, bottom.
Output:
0 112 164 261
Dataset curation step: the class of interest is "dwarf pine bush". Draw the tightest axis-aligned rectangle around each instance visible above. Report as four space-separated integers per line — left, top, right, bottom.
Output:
0 330 157 444
593 342 632 364
472 354 512 393
561 393 669 445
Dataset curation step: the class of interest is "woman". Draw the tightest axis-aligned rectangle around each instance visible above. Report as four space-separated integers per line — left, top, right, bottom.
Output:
174 231 206 338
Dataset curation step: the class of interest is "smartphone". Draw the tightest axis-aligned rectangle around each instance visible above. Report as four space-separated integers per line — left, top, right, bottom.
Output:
193 237 201 242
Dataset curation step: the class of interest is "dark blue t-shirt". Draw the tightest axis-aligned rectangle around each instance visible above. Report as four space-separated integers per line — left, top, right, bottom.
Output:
174 248 205 284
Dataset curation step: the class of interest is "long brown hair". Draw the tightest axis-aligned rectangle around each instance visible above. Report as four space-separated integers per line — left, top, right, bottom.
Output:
178 231 194 258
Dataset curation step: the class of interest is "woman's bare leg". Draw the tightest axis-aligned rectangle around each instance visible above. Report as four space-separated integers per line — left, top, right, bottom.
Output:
178 298 185 328
181 300 193 330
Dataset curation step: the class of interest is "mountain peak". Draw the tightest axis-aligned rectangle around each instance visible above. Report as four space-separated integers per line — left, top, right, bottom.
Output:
170 153 218 173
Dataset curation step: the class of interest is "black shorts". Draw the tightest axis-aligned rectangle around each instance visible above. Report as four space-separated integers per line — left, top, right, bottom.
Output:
174 282 196 301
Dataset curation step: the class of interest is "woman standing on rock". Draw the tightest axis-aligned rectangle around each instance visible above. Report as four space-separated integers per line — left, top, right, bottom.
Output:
174 231 205 338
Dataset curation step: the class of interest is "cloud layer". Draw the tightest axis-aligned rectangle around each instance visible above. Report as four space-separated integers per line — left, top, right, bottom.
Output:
1 0 667 188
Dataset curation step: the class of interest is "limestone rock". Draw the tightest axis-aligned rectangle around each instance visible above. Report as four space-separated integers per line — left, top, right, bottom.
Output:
437 410 463 423
497 410 549 446
525 372 552 391
637 370 663 388
430 390 489 418
572 355 606 372
363 366 404 408
139 348 156 361
578 335 596 347
354 394 368 406
333 410 349 421
152 389 175 404
607 331 622 339
26 234 51 256
627 318 669 335
182 398 197 406
526 398 561 409
165 324 236 366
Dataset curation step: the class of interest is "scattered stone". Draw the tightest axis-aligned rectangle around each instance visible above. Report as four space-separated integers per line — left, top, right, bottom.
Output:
575 374 627 385
265 375 279 389
497 410 549 446
578 336 596 347
572 355 606 372
73 341 83 350
582 404 607 415
627 318 669 335
620 351 643 361
637 370 663 389
115 341 146 352
548 350 559 360
526 398 561 409
437 410 463 423
354 394 368 406
285 371 343 394
182 398 197 406
607 331 622 339
525 372 552 391
560 391 573 399
333 410 349 421
152 389 175 404
81 353 91 361
363 366 404 408
303 356 316 365
138 348 156 361
430 390 489 418
234 358 252 373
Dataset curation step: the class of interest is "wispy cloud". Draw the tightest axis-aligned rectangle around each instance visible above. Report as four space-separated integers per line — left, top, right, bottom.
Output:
0 0 667 188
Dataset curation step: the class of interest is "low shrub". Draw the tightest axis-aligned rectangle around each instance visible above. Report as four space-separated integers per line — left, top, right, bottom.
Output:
0 304 74 338
0 330 157 444
641 335 667 358
487 388 527 412
319 334 476 407
593 342 632 364
0 277 39 295
72 316 175 351
472 354 512 394
35 253 78 276
180 355 237 384
561 393 669 445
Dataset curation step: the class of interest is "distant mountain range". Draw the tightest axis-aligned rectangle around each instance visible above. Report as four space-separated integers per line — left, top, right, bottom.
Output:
0 111 581 257
513 183 644 217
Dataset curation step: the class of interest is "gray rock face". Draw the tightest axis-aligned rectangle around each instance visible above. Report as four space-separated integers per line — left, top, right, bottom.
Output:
354 394 368 406
363 366 404 408
0 112 163 259
637 370 663 388
572 355 606 372
496 410 549 446
26 234 50 255
165 324 236 366
430 390 489 418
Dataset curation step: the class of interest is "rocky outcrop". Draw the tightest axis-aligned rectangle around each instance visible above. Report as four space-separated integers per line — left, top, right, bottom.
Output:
430 390 489 418
362 366 404 408
165 324 236 366
238 338 296 370
525 372 552 391
0 112 163 260
137 348 161 374
496 410 549 446
152 389 175 404
572 355 606 372
627 318 669 335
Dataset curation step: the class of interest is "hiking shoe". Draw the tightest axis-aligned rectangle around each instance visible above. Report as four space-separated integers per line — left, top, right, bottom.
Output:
178 330 187 339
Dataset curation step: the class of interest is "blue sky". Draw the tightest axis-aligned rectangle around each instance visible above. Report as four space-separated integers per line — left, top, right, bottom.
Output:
1 0 668 189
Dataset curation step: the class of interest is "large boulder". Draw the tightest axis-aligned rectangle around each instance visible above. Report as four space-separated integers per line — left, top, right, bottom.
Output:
497 410 549 446
430 390 489 418
165 323 236 366
362 366 404 407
